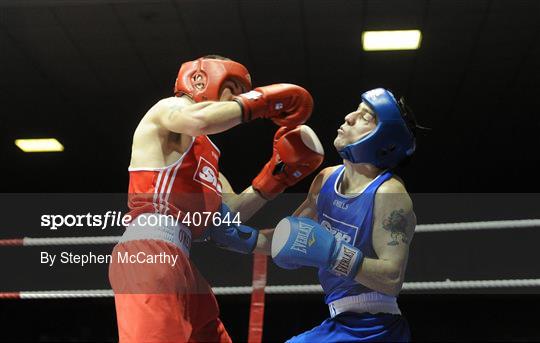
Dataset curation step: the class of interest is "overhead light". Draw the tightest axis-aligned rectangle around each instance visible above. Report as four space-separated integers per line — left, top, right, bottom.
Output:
362 30 422 51
15 138 64 152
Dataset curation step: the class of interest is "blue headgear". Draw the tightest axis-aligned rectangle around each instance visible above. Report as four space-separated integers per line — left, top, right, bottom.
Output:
338 88 416 168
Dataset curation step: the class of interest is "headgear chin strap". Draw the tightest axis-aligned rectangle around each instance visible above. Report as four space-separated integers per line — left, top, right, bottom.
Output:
338 88 416 168
174 58 252 102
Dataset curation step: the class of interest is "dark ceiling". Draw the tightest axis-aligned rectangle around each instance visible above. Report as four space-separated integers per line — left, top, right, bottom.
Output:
2 0 540 193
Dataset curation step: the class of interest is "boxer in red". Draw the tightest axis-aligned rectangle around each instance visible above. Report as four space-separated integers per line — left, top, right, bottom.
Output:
109 55 324 342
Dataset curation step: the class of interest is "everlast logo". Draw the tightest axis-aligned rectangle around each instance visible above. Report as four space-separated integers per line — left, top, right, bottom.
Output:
333 245 357 276
290 222 314 254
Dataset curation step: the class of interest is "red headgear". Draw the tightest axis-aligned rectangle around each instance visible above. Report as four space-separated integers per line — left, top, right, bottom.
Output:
174 58 252 102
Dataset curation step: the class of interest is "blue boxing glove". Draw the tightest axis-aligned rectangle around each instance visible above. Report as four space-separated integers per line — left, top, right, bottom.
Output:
271 216 364 280
205 204 258 254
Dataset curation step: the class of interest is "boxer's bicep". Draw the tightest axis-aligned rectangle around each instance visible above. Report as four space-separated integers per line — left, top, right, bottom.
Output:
292 198 317 219
152 97 242 136
371 184 416 287
150 97 203 136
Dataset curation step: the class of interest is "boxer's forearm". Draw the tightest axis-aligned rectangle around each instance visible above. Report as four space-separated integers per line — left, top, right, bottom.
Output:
353 258 404 296
226 186 268 222
253 228 274 255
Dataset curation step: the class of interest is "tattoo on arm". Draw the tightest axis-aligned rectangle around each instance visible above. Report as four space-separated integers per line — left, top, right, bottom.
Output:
382 209 409 246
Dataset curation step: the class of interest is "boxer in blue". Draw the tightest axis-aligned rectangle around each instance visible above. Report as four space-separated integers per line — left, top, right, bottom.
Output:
208 88 419 342
270 88 418 342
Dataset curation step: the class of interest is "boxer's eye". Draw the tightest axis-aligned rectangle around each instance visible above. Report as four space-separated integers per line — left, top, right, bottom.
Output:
362 114 373 122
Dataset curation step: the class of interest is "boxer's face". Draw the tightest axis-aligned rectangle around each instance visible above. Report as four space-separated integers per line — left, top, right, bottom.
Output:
334 102 377 150
219 80 244 101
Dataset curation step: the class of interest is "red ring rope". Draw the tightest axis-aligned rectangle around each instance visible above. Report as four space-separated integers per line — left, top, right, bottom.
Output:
248 253 267 343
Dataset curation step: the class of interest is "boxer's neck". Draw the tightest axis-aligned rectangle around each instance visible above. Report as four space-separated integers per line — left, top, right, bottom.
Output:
340 160 381 194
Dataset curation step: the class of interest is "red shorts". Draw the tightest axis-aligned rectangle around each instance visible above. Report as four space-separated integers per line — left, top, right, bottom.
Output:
109 239 232 343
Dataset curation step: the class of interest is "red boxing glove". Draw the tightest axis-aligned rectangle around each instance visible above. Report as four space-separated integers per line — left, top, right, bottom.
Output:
253 125 324 199
233 84 313 128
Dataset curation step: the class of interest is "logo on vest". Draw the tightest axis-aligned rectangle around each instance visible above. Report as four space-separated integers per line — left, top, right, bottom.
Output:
194 157 222 195
332 199 349 210
321 220 352 243
290 221 314 254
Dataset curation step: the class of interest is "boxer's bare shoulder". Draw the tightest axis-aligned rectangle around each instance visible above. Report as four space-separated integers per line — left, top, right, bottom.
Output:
378 175 407 195
138 96 192 133
130 96 193 169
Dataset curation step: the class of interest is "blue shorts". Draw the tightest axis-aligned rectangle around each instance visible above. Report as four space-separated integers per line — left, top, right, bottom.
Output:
286 312 410 343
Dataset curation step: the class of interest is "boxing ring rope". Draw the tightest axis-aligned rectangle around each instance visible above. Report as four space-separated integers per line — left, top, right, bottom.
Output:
2 278 540 300
1 219 539 248
1 218 539 341
214 279 540 292
0 236 122 246
414 219 540 233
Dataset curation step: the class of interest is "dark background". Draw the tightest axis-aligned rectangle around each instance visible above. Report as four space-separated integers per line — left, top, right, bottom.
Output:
2 295 540 342
1 0 540 341
2 0 540 193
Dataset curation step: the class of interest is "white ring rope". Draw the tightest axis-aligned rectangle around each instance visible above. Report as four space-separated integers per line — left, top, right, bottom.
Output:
20 290 114 299
403 278 540 290
415 219 540 233
5 279 540 299
1 219 538 247
24 236 122 246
